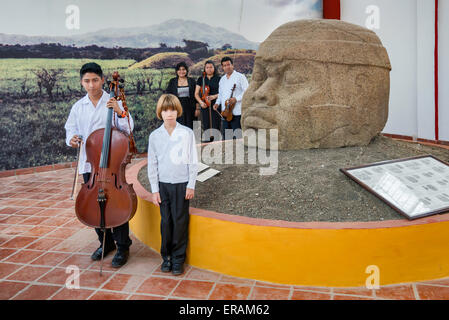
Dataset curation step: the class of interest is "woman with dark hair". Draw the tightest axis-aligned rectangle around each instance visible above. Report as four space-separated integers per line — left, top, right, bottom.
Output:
194 60 221 142
165 62 198 129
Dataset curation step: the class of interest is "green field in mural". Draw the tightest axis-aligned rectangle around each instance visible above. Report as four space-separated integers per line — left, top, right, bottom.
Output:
0 58 175 170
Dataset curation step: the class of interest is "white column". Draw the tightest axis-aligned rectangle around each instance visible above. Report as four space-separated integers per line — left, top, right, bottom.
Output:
439 0 449 141
416 0 436 140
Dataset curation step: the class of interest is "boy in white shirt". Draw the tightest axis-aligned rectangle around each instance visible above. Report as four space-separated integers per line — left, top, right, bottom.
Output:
64 62 134 268
147 94 198 275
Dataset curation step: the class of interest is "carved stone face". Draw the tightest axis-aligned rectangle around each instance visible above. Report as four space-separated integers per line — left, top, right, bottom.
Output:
241 19 391 150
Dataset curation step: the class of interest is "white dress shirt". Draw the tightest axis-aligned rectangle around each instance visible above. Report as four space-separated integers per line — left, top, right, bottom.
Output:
215 70 249 116
147 122 198 193
64 90 134 174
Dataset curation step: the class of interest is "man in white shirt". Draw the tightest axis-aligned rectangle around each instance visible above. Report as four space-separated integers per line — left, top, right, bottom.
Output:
148 94 198 275
213 56 249 139
64 62 134 268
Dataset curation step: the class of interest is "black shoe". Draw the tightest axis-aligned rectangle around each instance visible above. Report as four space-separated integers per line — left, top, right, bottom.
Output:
172 263 184 276
111 249 129 268
91 245 116 261
161 260 172 273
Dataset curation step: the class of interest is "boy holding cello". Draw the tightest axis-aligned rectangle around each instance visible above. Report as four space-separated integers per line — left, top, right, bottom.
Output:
64 62 134 268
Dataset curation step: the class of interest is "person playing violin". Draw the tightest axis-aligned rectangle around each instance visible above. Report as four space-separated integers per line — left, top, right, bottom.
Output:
213 56 249 139
64 62 134 268
194 60 221 142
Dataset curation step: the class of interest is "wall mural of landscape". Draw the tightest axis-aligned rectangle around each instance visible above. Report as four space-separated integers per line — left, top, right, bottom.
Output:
0 0 322 170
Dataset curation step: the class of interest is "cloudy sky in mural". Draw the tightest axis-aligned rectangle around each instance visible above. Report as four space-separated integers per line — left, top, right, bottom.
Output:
0 0 322 42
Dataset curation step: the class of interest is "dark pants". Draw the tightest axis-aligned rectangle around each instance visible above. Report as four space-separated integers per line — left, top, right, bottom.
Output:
179 97 195 129
82 173 132 251
179 111 195 130
201 106 221 142
222 115 242 139
159 181 189 264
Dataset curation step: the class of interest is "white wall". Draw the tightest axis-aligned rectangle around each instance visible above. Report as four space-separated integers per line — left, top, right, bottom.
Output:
417 0 436 140
340 0 438 140
439 0 449 141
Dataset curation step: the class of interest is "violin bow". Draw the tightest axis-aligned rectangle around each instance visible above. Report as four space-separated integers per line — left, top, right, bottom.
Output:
204 73 213 133
70 135 83 200
214 108 224 120
202 72 206 100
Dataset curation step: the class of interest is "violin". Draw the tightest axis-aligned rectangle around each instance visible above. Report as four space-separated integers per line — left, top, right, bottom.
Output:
221 84 236 122
75 71 137 273
199 71 211 108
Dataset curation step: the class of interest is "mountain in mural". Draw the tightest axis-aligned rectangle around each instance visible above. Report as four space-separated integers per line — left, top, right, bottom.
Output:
0 19 259 49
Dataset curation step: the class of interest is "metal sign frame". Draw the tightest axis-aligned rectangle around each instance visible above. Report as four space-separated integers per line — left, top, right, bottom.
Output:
340 155 449 220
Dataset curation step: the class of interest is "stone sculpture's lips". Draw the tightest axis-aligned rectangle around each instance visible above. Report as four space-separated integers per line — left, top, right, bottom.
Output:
243 105 277 129
244 116 276 129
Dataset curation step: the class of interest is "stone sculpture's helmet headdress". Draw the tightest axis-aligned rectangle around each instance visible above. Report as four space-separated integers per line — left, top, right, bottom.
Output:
258 19 391 70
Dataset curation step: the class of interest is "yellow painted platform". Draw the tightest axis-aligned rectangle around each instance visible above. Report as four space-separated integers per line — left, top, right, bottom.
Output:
127 159 449 287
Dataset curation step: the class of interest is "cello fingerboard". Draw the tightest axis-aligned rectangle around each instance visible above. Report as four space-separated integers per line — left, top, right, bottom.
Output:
99 91 114 169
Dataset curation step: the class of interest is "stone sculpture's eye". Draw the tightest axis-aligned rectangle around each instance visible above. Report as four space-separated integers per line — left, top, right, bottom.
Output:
251 65 266 82
284 70 306 85
251 72 265 82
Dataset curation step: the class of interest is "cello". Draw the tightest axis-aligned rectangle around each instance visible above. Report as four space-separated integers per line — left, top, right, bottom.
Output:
75 71 137 274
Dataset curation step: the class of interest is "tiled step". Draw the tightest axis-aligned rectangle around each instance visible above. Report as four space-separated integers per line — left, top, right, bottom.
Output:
1 167 449 300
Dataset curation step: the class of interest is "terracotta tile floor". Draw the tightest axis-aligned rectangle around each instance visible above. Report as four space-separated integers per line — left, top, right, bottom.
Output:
1 166 449 300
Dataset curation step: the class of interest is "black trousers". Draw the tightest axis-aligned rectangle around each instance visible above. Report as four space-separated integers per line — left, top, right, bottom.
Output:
222 115 242 139
82 173 132 251
159 181 189 264
201 106 221 142
178 97 195 129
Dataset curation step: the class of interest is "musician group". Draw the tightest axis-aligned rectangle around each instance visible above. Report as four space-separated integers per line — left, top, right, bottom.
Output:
167 56 248 141
64 57 248 275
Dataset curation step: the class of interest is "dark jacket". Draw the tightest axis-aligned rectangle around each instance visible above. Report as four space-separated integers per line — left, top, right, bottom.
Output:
165 76 198 128
165 77 197 109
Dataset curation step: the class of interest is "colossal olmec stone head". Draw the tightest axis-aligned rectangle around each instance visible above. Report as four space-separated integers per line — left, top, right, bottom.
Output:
242 19 391 150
